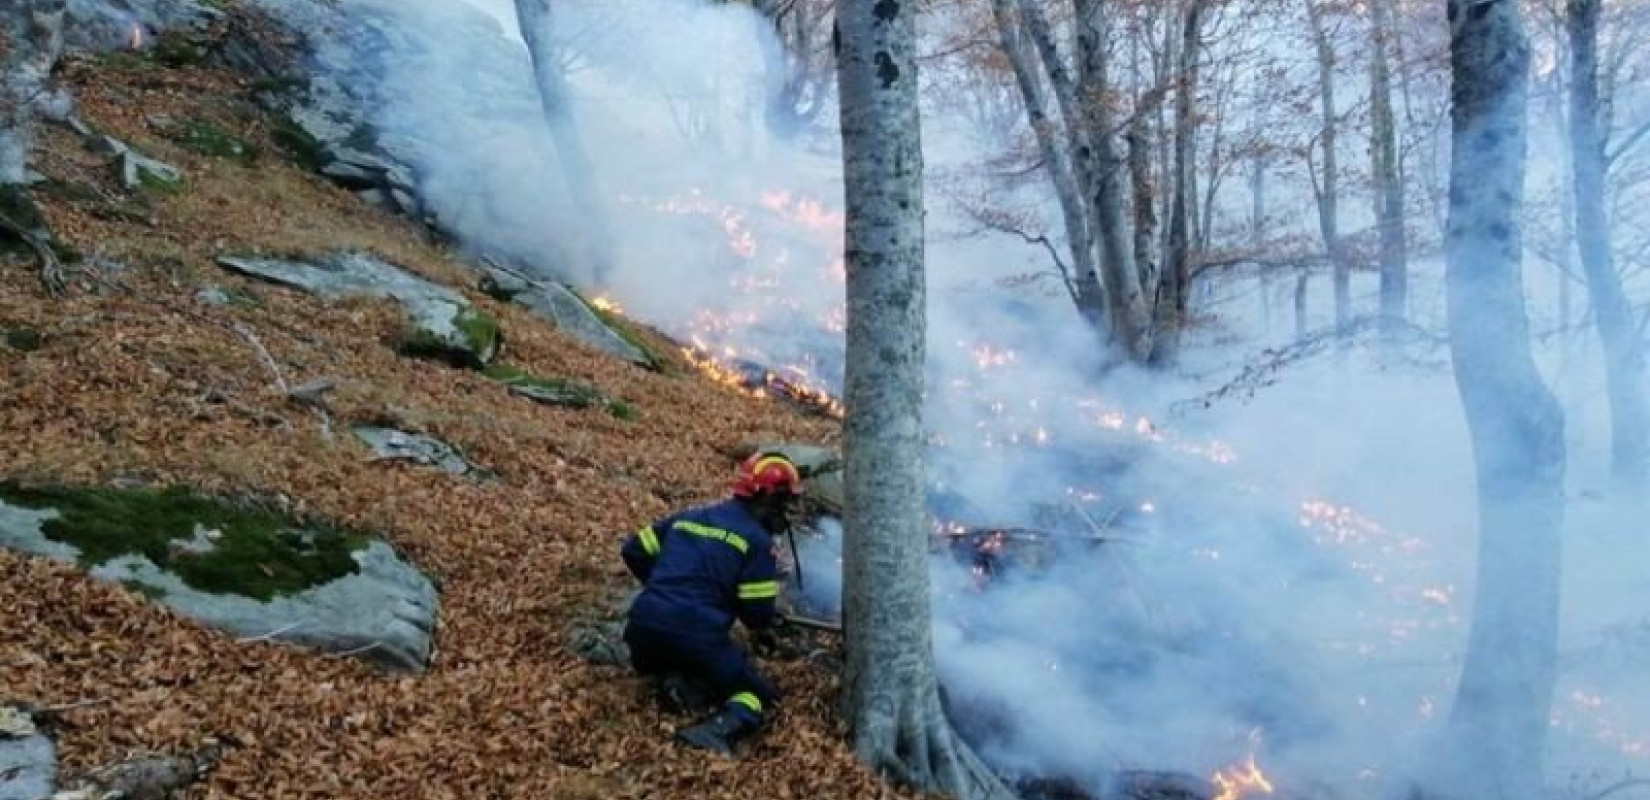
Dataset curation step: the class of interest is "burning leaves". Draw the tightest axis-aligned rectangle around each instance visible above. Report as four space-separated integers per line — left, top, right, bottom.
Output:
1210 754 1275 800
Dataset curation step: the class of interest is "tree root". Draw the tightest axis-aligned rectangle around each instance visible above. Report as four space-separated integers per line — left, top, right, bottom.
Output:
851 691 1015 800
0 198 66 297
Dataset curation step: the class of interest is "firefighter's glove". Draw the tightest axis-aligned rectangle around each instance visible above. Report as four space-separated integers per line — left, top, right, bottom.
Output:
751 627 783 659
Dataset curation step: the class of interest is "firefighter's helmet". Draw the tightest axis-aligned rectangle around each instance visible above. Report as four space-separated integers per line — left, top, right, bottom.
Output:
731 452 805 498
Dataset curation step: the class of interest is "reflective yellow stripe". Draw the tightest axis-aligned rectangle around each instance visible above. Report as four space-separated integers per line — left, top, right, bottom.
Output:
729 692 762 714
637 526 660 556
738 580 780 600
674 521 749 554
753 455 801 482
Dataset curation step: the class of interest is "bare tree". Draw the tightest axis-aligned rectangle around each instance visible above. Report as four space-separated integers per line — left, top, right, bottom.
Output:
1152 0 1211 364
1429 1 1566 797
513 0 617 288
1567 0 1649 491
753 0 835 138
1370 0 1409 336
1303 0 1348 331
835 3 1011 797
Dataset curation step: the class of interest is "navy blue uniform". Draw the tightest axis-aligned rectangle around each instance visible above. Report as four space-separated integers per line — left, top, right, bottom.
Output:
621 499 781 723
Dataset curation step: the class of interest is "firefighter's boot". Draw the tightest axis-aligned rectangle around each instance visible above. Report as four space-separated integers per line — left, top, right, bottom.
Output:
674 707 759 757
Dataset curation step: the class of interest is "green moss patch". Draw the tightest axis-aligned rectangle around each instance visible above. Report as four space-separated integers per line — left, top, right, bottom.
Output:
397 307 500 369
566 286 666 372
169 119 259 165
483 364 637 420
0 483 368 601
455 308 501 356
4 328 42 352
269 114 325 171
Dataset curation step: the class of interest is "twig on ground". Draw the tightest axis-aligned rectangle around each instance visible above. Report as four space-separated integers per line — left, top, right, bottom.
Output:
200 388 289 429
780 613 841 632
236 622 305 644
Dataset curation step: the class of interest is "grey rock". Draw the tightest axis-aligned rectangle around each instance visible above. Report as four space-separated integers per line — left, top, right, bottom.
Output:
353 426 478 477
0 499 439 673
0 706 55 800
217 252 499 367
195 286 232 306
320 160 378 189
478 261 652 368
507 382 601 409
89 135 182 190
355 188 392 210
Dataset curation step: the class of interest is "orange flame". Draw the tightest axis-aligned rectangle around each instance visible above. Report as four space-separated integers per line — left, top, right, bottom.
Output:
1211 754 1275 800
589 294 625 316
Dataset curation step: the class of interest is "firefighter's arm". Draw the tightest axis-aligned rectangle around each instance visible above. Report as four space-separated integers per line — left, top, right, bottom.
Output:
619 521 666 582
734 543 781 630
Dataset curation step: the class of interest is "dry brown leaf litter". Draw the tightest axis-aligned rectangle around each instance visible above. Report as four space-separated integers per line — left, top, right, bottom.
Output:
0 54 914 800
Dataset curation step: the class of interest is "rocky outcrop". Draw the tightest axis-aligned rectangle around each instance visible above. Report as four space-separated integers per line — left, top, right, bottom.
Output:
478 260 654 368
0 706 54 800
217 252 500 368
353 426 484 478
0 485 439 673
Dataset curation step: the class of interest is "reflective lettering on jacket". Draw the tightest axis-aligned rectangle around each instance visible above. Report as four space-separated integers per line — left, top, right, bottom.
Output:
620 498 780 633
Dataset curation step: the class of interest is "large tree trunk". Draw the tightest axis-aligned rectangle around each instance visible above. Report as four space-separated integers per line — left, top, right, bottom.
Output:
513 0 616 288
991 0 1106 332
1151 0 1208 365
1304 0 1347 331
1431 2 1566 798
1568 0 1650 491
834 4 1011 798
1370 0 1409 337
0 0 65 187
1074 0 1149 359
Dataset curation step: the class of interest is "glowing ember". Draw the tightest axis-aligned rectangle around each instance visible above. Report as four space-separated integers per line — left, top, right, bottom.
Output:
589 294 625 315
1211 755 1275 800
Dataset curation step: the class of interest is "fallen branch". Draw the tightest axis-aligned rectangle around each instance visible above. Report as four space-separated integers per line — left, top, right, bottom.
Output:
780 613 840 632
200 389 289 429
230 324 335 441
236 621 305 644
1579 778 1650 800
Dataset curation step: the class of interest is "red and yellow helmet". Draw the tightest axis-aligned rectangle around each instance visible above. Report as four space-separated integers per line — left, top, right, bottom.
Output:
731 452 805 498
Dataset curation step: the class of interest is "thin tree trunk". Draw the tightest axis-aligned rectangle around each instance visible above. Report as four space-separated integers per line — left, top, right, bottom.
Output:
991 0 1106 332
513 0 617 288
835 3 1011 797
1129 88 1163 301
1151 0 1208 365
1568 0 1650 490
1249 150 1266 247
1304 0 1347 330
1431 2 1566 798
1370 0 1408 337
1294 271 1309 341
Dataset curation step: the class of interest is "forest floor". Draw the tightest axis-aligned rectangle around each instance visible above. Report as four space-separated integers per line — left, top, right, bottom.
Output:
0 48 910 800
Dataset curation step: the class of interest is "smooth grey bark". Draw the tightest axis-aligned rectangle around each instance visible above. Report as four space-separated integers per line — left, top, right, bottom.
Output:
1015 0 1149 357
1567 0 1649 490
1074 0 1149 359
1370 0 1409 335
1304 0 1347 331
1129 86 1163 297
834 3 1010 798
0 0 65 186
1431 2 1566 798
1151 0 1208 365
513 0 616 287
990 0 1106 330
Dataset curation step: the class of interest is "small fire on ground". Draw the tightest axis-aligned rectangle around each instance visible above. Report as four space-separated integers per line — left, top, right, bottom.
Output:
1211 754 1275 800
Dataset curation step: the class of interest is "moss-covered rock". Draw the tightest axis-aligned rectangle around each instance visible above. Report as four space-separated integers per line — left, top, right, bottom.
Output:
0 483 440 672
169 119 259 165
0 483 365 600
269 113 325 171
484 364 637 420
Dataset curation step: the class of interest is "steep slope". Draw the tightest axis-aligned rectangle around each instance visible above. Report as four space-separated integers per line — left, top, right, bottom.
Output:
0 47 895 800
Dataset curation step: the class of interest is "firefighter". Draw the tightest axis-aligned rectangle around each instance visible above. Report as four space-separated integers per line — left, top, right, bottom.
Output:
619 452 802 756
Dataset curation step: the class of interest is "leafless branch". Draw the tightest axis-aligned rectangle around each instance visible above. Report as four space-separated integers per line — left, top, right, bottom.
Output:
1607 116 1650 168
1578 778 1650 800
